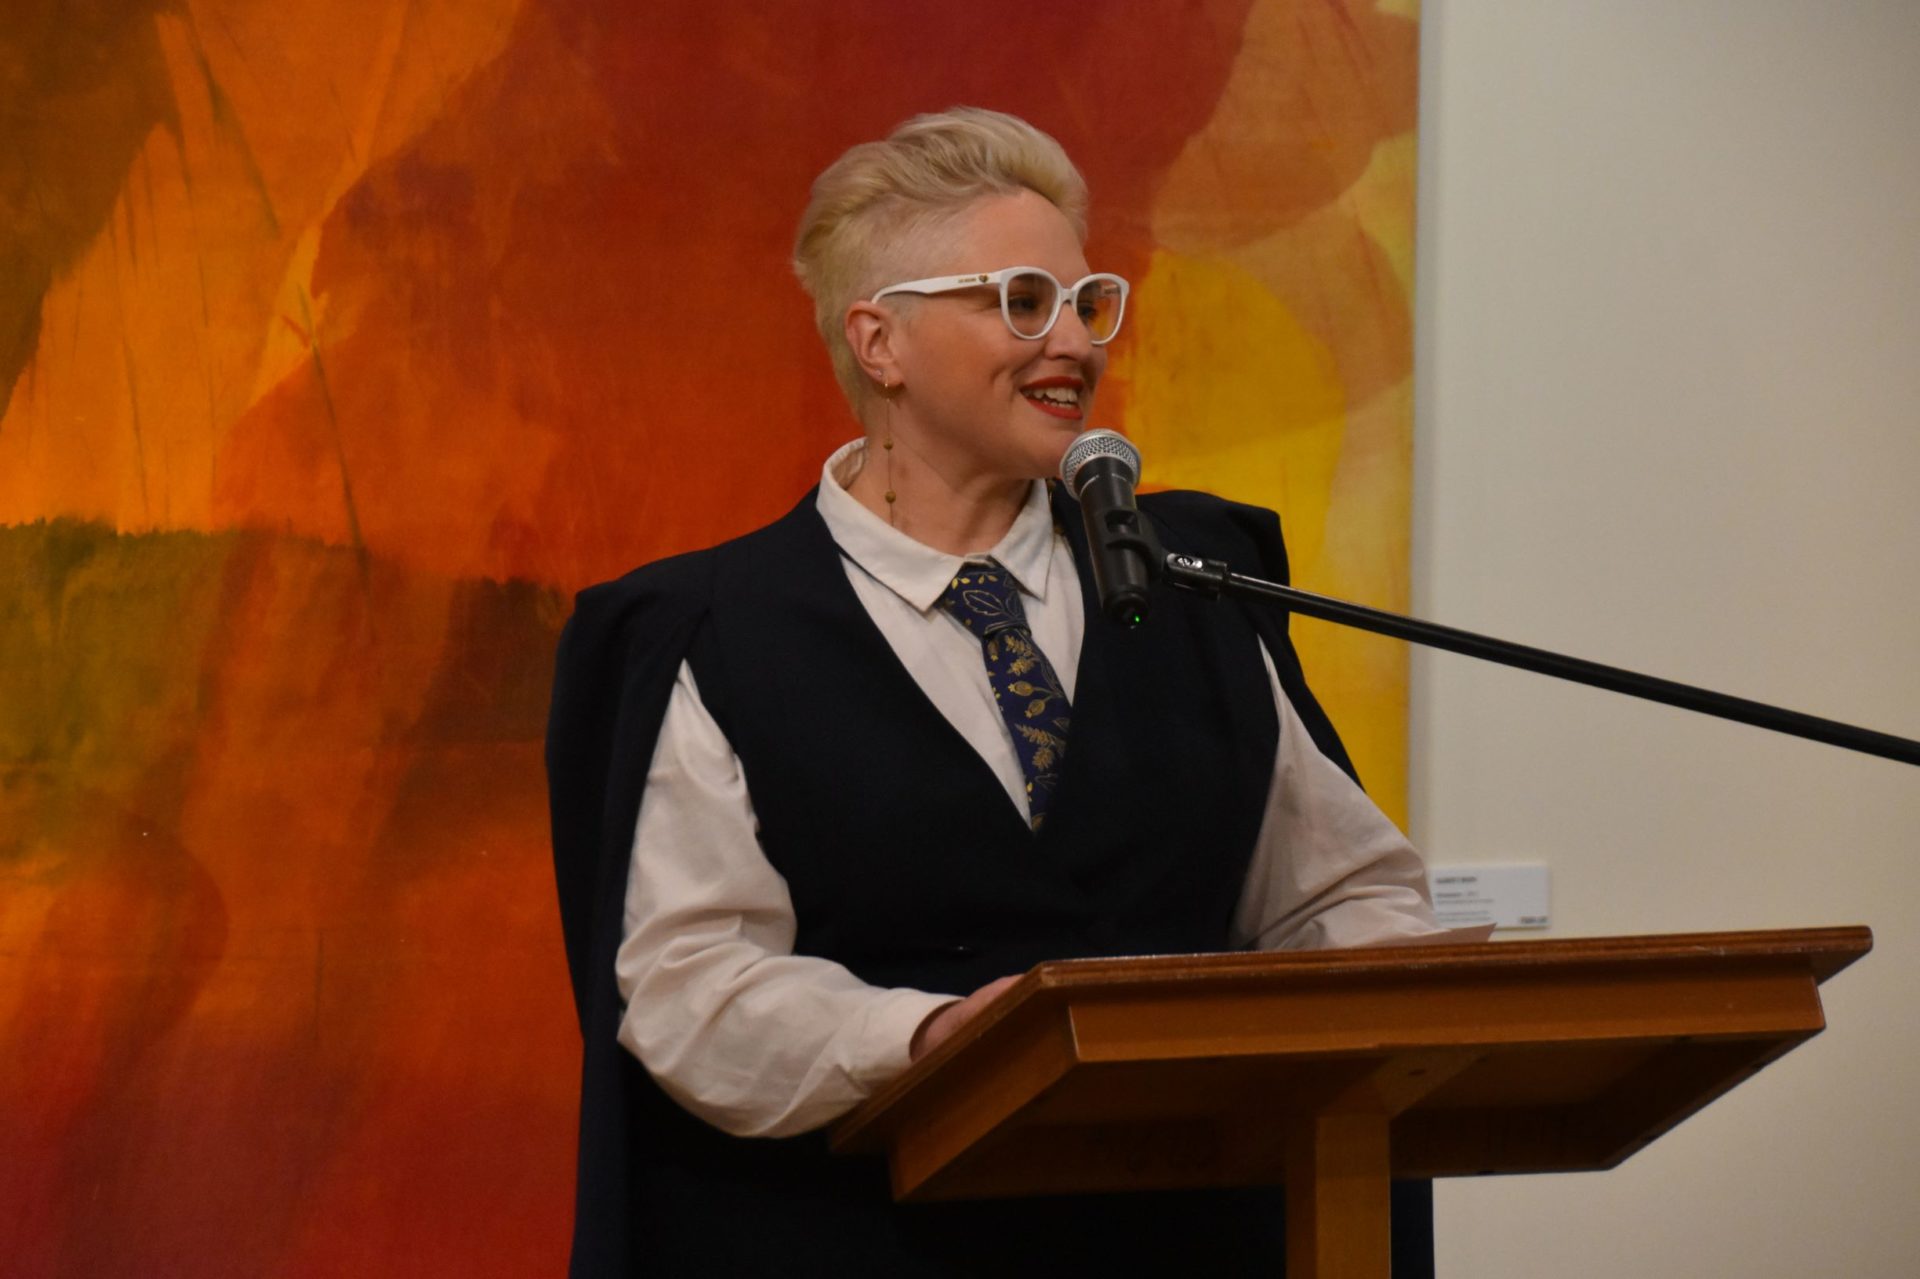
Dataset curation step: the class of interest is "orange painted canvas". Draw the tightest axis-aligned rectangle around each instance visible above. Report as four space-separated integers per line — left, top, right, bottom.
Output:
0 2 1421 1271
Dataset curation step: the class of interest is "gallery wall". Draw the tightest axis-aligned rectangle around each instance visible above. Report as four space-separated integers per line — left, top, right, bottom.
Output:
1411 3 1920 1275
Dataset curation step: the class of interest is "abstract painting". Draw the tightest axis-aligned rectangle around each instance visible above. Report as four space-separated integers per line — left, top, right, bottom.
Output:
0 2 1419 1270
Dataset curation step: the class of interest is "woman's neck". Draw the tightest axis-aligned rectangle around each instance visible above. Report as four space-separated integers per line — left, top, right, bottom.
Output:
842 436 1030 556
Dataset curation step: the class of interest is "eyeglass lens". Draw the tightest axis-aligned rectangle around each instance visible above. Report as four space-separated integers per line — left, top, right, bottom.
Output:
1003 272 1123 342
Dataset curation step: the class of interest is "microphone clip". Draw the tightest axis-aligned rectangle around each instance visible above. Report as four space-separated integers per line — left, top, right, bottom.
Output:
1160 551 1231 597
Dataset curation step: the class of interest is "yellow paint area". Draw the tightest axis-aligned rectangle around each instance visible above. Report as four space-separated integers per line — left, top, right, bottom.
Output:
1349 133 1420 297
1114 248 1410 828
1115 250 1347 578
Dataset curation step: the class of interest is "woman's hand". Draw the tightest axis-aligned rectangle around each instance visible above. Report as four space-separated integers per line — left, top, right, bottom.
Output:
908 974 1021 1062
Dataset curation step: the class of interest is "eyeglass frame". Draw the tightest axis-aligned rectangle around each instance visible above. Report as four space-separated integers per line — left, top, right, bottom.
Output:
869 266 1130 345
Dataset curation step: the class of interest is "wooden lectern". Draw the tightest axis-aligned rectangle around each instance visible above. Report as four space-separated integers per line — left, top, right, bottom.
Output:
832 927 1870 1278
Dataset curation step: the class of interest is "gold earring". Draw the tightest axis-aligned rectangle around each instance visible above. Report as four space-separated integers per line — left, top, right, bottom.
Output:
881 375 897 526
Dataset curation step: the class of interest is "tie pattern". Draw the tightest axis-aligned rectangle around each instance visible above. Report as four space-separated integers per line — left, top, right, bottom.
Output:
935 561 1072 829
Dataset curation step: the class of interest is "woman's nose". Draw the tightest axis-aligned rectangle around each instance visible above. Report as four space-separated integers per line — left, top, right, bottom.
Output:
1044 303 1096 360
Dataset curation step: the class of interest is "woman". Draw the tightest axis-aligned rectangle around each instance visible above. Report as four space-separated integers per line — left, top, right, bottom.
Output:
548 108 1443 1277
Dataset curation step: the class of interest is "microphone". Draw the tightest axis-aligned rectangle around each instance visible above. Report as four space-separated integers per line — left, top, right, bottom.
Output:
1059 429 1158 626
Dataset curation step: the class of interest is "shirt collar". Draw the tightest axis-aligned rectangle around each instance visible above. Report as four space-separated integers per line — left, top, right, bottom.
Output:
817 439 1059 613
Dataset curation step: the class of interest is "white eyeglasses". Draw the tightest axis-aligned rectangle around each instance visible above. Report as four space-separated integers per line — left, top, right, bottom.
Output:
870 266 1130 344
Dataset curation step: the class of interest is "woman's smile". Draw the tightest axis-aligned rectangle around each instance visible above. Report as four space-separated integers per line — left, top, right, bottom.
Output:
1018 376 1086 420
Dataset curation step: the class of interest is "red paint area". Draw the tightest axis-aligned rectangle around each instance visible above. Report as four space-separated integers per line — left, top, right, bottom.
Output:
212 0 1259 588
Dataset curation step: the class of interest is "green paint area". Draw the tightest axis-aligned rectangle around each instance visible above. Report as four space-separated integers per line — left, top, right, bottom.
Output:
0 518 565 867
1 518 239 860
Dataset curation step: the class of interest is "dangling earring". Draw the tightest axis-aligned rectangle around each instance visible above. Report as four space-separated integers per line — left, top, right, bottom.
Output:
880 375 898 527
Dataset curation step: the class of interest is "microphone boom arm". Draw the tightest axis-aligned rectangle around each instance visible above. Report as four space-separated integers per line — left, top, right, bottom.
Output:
1159 551 1920 768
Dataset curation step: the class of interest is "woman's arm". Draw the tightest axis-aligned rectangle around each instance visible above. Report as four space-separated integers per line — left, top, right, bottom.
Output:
615 660 952 1137
1230 642 1444 951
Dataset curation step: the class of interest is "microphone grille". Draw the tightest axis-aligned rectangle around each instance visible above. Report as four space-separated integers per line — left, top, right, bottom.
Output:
1059 429 1141 493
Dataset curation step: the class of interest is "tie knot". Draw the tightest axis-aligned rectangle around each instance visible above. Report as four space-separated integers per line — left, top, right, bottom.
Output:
936 561 1029 637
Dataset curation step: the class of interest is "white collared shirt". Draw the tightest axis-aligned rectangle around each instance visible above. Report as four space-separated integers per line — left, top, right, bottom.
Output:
816 441 1081 823
615 441 1442 1138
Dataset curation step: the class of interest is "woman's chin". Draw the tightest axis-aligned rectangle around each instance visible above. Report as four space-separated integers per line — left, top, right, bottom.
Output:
1026 420 1086 476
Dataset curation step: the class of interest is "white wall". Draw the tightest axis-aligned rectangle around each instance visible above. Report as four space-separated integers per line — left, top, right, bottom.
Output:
1411 3 1920 1275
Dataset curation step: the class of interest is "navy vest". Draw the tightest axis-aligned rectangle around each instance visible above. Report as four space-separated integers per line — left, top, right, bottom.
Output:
548 487 1434 1276
688 490 1278 996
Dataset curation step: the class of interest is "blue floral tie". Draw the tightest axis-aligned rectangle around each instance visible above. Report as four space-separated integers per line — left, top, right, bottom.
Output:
936 560 1073 830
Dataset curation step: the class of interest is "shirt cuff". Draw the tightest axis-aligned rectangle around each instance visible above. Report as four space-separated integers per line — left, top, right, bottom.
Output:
852 987 962 1089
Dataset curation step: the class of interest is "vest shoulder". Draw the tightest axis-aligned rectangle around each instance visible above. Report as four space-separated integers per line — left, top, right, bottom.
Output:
565 494 821 634
1138 489 1289 576
567 545 716 640
1138 488 1278 528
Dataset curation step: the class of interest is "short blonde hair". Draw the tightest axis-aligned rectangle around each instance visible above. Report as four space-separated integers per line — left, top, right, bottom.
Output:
793 107 1090 411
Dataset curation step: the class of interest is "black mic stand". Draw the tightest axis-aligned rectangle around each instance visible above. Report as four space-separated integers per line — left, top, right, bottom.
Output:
1156 550 1920 768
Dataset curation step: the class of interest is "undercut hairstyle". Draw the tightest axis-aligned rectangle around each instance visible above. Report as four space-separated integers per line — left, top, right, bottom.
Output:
792 107 1090 411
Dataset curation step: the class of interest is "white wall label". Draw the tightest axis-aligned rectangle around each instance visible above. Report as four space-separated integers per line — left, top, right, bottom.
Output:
1427 863 1551 930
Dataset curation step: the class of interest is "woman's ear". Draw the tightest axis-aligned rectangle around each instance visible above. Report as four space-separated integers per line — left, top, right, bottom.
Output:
845 301 897 387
